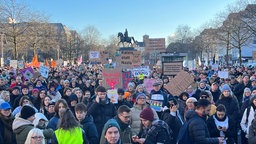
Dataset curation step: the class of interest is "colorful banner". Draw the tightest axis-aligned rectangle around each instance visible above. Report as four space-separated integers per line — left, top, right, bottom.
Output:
102 69 122 89
122 71 133 90
20 67 34 80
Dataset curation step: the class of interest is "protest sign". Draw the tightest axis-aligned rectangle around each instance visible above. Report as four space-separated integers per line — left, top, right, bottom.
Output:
132 51 141 66
132 66 150 77
120 51 133 68
163 62 183 75
39 65 49 78
144 78 155 92
89 51 100 59
107 89 118 104
102 69 122 89
149 100 163 112
18 61 24 69
164 70 194 96
10 60 18 68
122 71 133 90
218 71 229 79
20 67 34 80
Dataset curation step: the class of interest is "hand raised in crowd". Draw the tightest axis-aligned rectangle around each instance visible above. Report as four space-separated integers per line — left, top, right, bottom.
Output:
95 95 100 103
218 137 225 144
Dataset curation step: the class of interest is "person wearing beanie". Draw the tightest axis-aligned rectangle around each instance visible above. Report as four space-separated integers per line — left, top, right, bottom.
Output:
130 92 159 135
87 86 116 138
132 107 172 144
123 91 134 107
12 105 36 144
114 89 132 110
103 119 122 144
216 83 239 127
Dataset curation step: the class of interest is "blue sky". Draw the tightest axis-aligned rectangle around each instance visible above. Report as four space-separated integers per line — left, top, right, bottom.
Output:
23 0 237 41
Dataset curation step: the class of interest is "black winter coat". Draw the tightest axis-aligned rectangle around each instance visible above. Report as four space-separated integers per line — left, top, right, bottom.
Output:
206 115 236 144
216 96 240 123
87 98 116 138
161 110 182 143
186 110 219 144
80 115 99 144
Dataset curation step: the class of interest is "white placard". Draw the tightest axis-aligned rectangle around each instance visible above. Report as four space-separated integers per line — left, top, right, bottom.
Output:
39 65 49 78
218 71 229 79
132 66 150 77
18 61 24 69
89 51 99 59
10 60 18 68
107 89 118 104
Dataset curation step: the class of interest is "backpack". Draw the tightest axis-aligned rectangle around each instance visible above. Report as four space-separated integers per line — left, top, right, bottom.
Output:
177 117 196 144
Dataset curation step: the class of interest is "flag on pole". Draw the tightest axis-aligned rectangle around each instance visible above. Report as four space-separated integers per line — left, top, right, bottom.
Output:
51 59 56 68
31 55 40 68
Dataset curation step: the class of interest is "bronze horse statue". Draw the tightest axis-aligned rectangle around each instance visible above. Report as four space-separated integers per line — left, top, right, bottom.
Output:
118 32 136 47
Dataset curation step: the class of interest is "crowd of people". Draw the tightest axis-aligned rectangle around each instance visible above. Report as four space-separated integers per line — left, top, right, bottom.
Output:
0 64 256 144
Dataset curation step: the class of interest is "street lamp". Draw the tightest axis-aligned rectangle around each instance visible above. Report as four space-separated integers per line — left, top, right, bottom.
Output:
0 33 4 67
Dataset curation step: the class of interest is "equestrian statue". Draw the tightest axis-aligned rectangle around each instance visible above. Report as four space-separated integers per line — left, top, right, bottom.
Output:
118 29 137 47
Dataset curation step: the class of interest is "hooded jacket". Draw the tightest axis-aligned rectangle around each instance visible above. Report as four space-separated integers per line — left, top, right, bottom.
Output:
80 115 99 144
12 117 34 144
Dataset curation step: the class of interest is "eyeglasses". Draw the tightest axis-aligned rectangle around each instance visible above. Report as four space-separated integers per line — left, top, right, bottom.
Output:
31 136 44 140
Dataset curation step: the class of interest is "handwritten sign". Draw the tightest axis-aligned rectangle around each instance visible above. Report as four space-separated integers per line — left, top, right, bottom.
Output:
132 51 141 66
102 69 122 89
121 51 133 68
163 62 183 76
122 71 133 90
164 70 194 96
107 89 118 104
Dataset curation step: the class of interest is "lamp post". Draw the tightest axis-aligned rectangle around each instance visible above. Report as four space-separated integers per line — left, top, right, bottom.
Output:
0 33 4 67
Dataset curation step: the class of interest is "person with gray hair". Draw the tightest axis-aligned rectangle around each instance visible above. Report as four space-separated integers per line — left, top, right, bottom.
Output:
0 90 10 103
25 128 45 144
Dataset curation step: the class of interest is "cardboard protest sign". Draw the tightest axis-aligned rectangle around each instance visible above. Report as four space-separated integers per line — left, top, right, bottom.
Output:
163 62 183 76
39 65 49 78
144 78 155 92
132 51 141 66
107 89 118 104
164 70 194 96
120 51 133 68
102 69 122 89
122 71 133 90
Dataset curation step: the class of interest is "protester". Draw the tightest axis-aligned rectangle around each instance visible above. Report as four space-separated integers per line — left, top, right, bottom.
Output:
186 99 224 144
75 103 99 144
103 119 122 144
115 88 132 109
51 109 87 144
101 105 132 144
47 99 69 131
130 92 158 135
248 114 256 144
24 128 45 144
0 102 16 144
207 104 236 144
0 90 10 103
87 86 116 138
12 96 38 117
132 107 172 144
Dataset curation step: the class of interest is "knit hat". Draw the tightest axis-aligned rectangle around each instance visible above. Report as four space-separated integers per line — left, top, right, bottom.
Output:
103 119 120 135
140 107 154 121
32 88 39 93
117 88 125 95
21 85 28 90
186 97 197 105
136 93 146 101
20 105 36 119
48 100 56 106
69 94 78 102
221 84 231 92
12 86 20 91
123 92 131 99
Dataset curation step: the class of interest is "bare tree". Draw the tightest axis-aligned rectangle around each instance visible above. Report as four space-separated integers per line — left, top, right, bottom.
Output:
0 0 38 59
